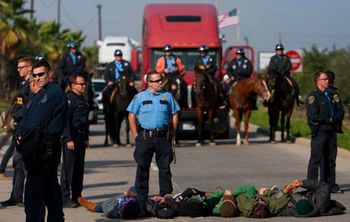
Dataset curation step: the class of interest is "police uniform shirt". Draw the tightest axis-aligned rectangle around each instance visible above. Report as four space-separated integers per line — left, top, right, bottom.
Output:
268 54 292 75
127 89 180 130
11 79 31 124
20 82 67 137
105 59 134 82
227 57 252 80
194 55 217 76
63 91 90 142
306 88 339 131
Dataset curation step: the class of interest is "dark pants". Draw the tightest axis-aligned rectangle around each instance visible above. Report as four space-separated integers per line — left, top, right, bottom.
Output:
25 167 64 222
23 136 64 222
61 139 86 203
307 130 337 188
134 135 173 196
0 139 15 173
9 149 26 202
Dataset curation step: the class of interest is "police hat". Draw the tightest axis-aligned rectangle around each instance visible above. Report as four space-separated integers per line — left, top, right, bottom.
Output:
114 49 123 56
66 40 76 48
236 48 245 55
198 45 209 53
275 43 284 51
163 44 173 51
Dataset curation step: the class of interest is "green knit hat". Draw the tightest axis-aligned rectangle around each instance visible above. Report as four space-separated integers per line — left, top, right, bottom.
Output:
296 199 313 215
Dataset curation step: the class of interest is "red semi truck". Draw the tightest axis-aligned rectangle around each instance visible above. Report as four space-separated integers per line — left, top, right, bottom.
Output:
141 3 254 138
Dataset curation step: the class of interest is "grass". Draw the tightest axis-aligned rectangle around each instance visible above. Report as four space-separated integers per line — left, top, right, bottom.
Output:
0 100 10 113
250 104 350 151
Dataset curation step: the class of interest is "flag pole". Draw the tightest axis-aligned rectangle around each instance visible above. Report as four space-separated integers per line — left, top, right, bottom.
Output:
236 8 240 44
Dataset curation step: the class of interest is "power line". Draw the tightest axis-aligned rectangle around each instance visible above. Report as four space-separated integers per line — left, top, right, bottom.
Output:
61 1 97 29
39 0 56 9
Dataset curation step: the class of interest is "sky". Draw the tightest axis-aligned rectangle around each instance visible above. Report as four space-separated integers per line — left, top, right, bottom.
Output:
25 0 350 54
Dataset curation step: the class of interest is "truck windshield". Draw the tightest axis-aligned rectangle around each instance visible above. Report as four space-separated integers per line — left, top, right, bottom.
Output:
150 49 219 71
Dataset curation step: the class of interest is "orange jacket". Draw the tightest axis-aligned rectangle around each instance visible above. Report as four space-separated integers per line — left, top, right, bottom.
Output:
156 55 184 75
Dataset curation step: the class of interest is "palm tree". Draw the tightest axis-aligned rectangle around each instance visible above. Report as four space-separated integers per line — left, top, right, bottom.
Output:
0 0 31 95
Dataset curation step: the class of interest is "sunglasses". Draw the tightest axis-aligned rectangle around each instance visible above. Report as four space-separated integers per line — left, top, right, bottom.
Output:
74 82 86 86
32 72 46 78
149 78 162 83
318 77 328 81
17 66 28 69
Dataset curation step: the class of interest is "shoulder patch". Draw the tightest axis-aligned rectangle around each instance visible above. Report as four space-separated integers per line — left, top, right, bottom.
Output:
333 94 340 102
308 96 315 104
40 94 48 104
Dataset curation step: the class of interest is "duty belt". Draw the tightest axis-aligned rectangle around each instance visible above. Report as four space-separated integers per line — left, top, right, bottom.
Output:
140 127 167 138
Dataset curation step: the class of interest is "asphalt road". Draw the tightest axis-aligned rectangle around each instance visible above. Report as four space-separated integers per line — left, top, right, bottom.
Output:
0 115 349 221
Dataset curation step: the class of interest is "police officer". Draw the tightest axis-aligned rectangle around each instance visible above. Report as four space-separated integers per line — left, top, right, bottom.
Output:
193 45 225 108
225 48 255 109
0 57 32 207
306 71 344 194
127 71 180 197
156 44 184 77
56 40 85 90
324 70 344 193
268 43 304 105
227 48 253 82
17 60 66 221
104 49 136 85
61 73 90 207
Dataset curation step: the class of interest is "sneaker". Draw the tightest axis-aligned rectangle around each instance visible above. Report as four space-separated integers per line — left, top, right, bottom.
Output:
63 199 79 208
78 197 96 212
0 173 11 181
0 199 23 207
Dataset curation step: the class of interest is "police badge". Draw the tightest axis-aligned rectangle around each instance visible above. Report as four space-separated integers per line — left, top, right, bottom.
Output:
308 96 315 104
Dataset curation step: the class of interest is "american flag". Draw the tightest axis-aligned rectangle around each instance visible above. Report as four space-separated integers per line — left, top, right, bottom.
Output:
218 8 239 28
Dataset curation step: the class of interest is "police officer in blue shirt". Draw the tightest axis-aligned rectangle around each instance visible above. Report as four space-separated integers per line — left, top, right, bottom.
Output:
56 40 85 90
17 60 67 222
127 71 180 197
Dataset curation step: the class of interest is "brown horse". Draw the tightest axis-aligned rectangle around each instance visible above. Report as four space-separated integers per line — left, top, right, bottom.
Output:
193 72 219 146
228 74 271 146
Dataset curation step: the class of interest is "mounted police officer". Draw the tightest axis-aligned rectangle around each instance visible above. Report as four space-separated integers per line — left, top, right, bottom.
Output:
56 40 85 90
155 44 187 109
103 49 137 113
225 48 256 109
306 71 344 194
194 45 226 108
61 73 90 208
127 71 180 197
156 44 184 77
268 44 304 106
16 59 67 222
0 57 33 208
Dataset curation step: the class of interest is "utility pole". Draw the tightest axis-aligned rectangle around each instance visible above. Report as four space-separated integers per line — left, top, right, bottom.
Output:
243 37 249 46
30 0 34 19
57 0 61 26
97 4 102 41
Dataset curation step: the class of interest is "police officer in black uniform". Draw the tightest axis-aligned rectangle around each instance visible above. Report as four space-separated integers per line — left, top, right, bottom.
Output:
17 60 67 222
306 71 344 194
268 43 304 106
103 49 137 111
0 57 32 207
61 73 90 207
56 40 85 90
127 71 180 197
226 48 256 109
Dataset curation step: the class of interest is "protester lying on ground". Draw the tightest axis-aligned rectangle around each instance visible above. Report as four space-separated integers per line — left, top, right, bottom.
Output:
253 179 346 217
77 186 147 219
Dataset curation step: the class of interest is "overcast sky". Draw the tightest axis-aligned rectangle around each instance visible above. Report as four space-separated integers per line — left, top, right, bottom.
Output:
26 0 350 53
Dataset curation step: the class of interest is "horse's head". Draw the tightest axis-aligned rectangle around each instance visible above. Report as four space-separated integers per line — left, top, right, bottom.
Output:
253 74 271 101
266 72 277 92
117 72 133 98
